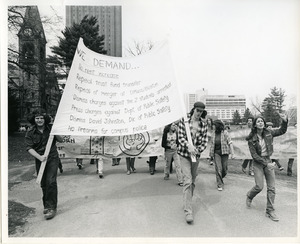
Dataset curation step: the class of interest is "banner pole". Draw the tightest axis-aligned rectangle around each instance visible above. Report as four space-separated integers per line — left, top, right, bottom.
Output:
183 115 196 163
36 135 54 184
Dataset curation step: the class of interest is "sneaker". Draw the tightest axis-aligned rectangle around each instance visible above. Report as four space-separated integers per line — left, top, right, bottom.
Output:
44 209 56 220
210 161 214 165
99 174 104 179
246 196 252 208
164 174 169 180
131 168 136 173
279 167 284 171
217 187 223 191
266 211 279 221
178 182 183 186
126 170 131 175
250 171 254 176
185 214 193 224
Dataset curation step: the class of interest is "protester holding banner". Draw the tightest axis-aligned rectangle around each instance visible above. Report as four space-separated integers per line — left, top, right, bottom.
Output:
112 158 121 166
209 120 235 191
126 157 136 175
242 117 254 176
25 109 63 220
96 158 104 178
177 101 208 224
161 122 183 186
245 113 288 222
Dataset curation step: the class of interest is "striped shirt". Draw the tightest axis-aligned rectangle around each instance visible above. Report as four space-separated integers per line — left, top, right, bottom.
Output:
177 115 208 158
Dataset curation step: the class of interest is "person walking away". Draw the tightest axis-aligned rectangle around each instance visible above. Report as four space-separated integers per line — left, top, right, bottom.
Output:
245 113 288 222
177 101 208 224
209 120 235 191
162 122 183 186
242 117 254 175
25 109 63 220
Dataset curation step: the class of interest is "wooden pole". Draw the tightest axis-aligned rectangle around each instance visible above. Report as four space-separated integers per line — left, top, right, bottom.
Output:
183 115 196 162
36 135 54 184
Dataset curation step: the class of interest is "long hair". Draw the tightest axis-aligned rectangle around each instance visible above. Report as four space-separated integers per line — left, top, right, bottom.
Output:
213 120 224 133
189 107 207 119
246 115 267 141
27 109 51 126
163 123 172 133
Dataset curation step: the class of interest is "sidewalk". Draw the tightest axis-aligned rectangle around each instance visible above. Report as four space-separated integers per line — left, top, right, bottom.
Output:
7 157 298 239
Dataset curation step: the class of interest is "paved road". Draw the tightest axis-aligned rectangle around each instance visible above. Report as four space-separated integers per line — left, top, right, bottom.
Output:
7 157 298 240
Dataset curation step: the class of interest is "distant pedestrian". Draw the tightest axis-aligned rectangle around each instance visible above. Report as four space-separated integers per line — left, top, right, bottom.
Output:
177 101 208 224
25 109 63 220
148 156 157 175
112 157 121 166
245 113 288 222
209 120 235 191
96 158 104 179
161 122 183 186
126 157 136 175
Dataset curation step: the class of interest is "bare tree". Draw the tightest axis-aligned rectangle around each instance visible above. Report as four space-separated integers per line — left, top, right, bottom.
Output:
125 40 154 57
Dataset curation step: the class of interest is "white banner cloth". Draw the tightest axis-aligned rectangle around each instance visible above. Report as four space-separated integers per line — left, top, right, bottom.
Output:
51 38 185 136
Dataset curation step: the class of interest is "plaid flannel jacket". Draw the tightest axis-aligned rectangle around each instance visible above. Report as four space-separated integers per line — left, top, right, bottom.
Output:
209 130 232 157
177 115 208 158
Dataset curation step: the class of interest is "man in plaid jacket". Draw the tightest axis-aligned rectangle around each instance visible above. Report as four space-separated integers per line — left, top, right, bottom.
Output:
177 101 208 224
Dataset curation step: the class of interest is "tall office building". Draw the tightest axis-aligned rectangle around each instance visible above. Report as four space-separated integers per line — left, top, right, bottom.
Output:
183 89 208 112
66 6 122 57
204 95 246 122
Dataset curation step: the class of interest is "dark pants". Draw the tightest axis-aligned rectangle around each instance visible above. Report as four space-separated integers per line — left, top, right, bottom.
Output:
149 156 157 169
35 155 59 210
214 153 228 188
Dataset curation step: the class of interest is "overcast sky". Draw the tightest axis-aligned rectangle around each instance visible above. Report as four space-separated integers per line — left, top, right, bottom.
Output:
5 0 300 108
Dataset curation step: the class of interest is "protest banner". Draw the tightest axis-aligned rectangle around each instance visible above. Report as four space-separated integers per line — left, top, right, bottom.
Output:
36 38 187 183
57 128 164 159
51 38 185 136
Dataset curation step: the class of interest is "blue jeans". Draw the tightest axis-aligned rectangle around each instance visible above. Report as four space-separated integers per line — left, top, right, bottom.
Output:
35 155 59 210
179 155 200 215
247 157 276 212
214 153 228 188
164 149 183 183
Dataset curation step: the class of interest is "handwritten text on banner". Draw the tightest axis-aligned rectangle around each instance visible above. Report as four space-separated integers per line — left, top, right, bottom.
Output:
51 38 185 136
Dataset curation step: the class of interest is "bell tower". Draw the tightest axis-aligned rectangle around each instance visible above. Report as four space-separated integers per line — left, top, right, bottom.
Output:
18 6 47 118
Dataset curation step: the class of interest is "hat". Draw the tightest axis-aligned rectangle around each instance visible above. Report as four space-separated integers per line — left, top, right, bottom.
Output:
193 101 205 110
266 122 273 127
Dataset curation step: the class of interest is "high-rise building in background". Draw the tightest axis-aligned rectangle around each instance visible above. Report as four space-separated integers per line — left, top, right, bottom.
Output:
183 89 208 112
204 95 246 122
183 90 246 122
66 6 122 57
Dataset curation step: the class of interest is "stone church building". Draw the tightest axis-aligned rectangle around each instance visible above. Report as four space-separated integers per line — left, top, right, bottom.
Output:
8 6 61 126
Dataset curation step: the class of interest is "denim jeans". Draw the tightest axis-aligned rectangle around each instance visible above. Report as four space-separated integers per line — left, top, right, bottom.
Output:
164 149 183 183
214 153 228 188
96 158 104 174
247 157 276 212
179 155 200 215
35 155 59 210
